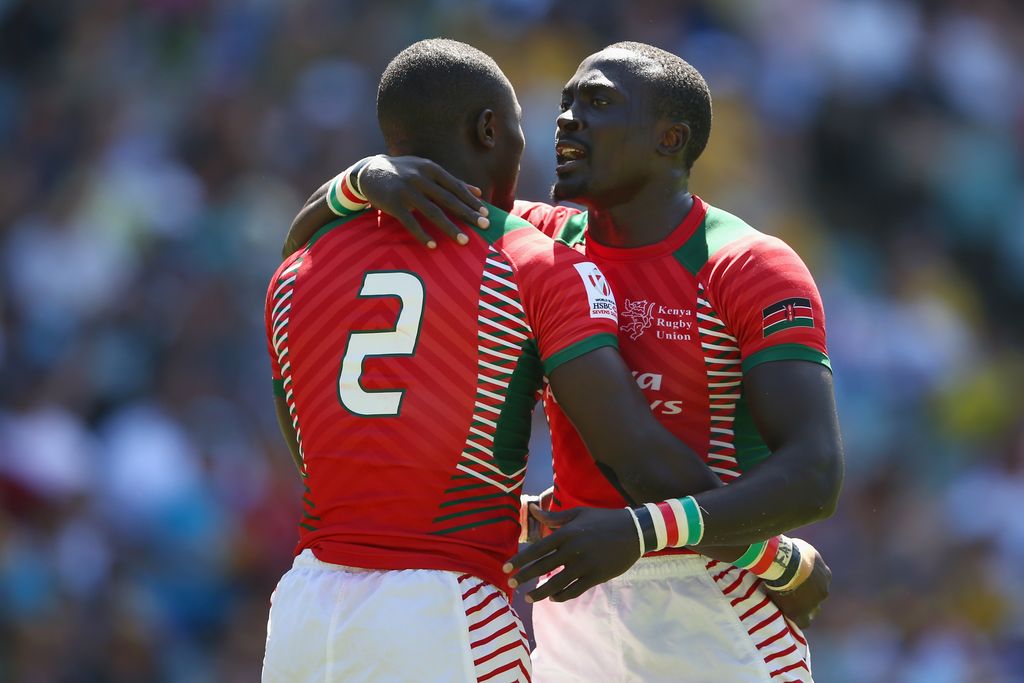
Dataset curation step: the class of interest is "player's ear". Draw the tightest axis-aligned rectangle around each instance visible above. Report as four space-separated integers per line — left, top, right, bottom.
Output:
657 121 690 158
476 109 497 149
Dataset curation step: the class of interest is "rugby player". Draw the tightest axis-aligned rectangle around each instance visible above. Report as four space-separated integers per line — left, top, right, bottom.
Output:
284 42 844 683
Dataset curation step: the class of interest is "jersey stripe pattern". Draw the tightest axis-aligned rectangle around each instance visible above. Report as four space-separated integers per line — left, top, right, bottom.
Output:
431 248 536 536
697 283 742 482
458 573 532 682
269 258 305 465
705 559 811 682
263 205 617 594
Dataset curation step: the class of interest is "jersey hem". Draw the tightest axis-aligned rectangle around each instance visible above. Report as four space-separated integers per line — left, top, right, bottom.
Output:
301 543 513 598
542 333 619 375
742 344 831 373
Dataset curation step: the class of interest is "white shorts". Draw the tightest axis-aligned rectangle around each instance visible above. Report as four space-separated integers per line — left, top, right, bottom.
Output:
531 554 811 683
262 549 531 683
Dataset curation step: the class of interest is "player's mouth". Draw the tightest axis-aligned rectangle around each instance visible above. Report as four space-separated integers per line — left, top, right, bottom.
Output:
555 140 588 175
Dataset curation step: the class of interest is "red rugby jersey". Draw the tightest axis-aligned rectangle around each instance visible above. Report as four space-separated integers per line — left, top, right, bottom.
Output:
265 205 618 590
514 197 830 554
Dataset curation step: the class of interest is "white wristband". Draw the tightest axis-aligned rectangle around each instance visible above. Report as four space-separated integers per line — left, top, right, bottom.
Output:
624 506 646 556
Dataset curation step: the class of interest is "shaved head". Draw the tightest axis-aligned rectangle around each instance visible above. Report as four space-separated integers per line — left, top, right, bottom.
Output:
377 39 515 153
604 41 712 169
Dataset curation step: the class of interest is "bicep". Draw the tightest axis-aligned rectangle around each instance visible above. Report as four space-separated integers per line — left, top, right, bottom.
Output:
743 361 842 461
547 346 659 457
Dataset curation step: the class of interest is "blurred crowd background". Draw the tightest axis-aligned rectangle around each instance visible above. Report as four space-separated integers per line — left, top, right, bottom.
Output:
1 0 1022 681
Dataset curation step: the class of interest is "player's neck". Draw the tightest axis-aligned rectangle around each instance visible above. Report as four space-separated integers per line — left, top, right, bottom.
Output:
586 180 693 249
398 146 498 210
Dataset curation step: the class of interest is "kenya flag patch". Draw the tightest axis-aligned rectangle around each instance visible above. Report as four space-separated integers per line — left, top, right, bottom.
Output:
762 297 813 337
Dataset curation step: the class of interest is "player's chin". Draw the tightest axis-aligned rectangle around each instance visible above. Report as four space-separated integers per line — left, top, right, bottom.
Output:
551 177 588 203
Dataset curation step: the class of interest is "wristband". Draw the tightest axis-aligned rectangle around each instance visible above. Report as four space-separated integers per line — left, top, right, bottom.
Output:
624 506 646 556
762 538 816 593
326 158 372 216
735 539 767 568
735 535 802 583
630 495 705 553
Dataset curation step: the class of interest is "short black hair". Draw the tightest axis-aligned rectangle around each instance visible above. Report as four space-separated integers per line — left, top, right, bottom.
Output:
606 41 712 170
377 39 512 150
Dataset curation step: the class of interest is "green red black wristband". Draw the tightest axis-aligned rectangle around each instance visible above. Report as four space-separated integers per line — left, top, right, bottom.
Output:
326 158 372 216
630 495 705 554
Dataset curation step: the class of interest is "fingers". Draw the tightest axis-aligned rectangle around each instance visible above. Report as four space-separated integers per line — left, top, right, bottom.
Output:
508 545 574 589
392 209 437 249
424 164 487 216
525 567 583 603
528 505 576 529
420 184 489 241
542 573 600 602
408 195 468 246
504 534 561 575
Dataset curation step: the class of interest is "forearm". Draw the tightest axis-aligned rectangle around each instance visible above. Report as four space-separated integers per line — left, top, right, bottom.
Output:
627 440 841 558
690 441 842 547
284 159 373 258
596 428 724 505
283 182 334 258
603 435 748 564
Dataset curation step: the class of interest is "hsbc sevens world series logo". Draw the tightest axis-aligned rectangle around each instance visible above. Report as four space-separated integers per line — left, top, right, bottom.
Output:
620 299 655 340
587 271 612 297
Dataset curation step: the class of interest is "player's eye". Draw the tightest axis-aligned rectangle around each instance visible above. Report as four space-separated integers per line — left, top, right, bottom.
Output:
558 99 571 112
591 96 610 108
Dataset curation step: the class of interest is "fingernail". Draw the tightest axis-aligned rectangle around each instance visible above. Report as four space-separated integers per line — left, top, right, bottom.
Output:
468 186 482 197
478 206 489 217
427 240 437 249
508 579 518 589
457 233 469 245
502 563 513 573
477 217 489 229
525 596 534 604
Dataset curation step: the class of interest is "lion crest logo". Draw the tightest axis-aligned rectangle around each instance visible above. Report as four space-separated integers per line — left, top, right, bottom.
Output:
620 299 656 340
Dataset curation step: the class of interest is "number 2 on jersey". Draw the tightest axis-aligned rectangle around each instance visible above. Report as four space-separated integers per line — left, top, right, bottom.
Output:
338 271 424 416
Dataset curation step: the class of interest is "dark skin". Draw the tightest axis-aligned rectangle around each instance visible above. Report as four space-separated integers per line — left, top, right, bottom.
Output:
551 50 696 248
283 49 843 627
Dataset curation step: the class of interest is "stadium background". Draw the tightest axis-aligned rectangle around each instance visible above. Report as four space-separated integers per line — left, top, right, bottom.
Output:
2 0 1023 680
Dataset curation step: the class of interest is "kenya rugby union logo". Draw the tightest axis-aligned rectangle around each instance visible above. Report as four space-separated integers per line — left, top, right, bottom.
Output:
620 299 655 340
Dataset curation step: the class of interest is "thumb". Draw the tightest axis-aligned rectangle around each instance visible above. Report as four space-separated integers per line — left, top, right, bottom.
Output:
529 504 578 529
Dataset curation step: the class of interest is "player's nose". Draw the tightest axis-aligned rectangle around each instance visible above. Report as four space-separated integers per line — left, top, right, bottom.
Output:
556 107 583 132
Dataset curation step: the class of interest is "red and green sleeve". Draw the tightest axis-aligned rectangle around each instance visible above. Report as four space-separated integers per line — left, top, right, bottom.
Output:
703 233 830 373
501 229 619 375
